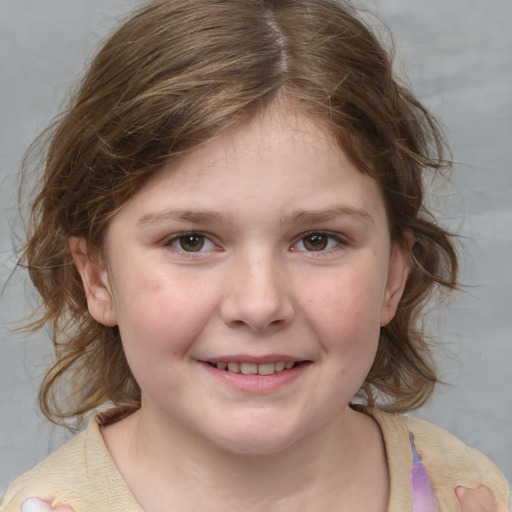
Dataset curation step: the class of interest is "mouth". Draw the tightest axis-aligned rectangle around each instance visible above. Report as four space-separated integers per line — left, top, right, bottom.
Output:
206 361 303 376
201 358 311 392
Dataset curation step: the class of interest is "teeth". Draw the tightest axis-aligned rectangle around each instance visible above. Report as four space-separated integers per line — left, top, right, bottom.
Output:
214 361 296 374
275 362 285 372
227 362 240 373
258 363 275 376
240 362 258 374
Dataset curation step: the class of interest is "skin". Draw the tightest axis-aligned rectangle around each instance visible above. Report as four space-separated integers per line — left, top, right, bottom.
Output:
456 486 498 512
71 105 412 511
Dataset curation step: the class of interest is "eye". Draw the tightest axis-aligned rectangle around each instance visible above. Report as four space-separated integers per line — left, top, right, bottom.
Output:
165 232 217 253
293 232 345 252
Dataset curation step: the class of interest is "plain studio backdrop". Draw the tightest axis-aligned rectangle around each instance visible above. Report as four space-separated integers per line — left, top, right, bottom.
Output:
0 0 511 493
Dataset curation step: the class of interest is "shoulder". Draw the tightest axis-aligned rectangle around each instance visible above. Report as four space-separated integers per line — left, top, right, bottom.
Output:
0 418 142 512
1 427 89 512
370 409 510 512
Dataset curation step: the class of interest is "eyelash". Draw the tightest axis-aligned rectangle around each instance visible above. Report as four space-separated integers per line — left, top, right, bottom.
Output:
292 231 348 255
162 230 348 256
162 231 219 255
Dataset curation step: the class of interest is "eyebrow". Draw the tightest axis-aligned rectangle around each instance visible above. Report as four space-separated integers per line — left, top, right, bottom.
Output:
288 206 374 226
138 209 235 227
138 206 373 227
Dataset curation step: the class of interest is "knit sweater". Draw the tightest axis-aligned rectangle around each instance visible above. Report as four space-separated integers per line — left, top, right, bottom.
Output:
1 410 509 511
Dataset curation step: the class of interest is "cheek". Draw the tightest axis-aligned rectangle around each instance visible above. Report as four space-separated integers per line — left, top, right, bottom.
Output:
301 267 386 341
298 266 386 395
111 268 218 358
302 274 383 402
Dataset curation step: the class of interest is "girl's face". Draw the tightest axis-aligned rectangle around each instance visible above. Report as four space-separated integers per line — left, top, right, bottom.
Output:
77 107 410 454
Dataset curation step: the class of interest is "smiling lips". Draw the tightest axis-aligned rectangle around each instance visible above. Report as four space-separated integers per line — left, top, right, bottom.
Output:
208 361 298 376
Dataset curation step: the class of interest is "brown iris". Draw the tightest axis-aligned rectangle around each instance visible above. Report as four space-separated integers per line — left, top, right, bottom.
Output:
178 234 205 252
302 233 328 251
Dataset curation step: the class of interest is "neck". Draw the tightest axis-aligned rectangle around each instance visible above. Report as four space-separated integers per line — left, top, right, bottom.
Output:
102 406 388 512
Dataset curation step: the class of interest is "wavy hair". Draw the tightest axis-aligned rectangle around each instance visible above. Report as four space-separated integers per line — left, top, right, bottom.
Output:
19 0 458 425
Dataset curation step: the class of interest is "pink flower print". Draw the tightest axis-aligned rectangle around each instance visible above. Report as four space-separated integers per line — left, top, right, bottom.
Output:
410 434 439 512
20 497 75 512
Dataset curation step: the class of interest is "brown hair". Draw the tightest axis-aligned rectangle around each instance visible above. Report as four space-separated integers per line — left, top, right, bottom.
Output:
20 0 458 425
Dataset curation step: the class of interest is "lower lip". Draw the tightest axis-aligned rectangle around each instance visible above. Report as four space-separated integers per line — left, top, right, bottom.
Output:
201 362 310 393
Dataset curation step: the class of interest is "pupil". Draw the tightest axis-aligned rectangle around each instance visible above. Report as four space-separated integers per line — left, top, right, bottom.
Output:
304 234 327 251
180 234 204 252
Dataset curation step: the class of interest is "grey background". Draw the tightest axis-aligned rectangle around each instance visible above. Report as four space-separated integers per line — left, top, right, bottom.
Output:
1 0 511 494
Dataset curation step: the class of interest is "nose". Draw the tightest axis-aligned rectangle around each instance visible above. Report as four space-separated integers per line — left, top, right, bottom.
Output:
220 250 295 332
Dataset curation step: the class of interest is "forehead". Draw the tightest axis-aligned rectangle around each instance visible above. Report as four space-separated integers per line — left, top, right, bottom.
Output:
107 105 388 232
165 105 340 176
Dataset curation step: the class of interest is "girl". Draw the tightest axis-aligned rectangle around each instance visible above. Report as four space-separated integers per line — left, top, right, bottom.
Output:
1 0 509 511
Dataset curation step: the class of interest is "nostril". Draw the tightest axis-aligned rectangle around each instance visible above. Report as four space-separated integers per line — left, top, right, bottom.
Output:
220 289 295 332
226 318 286 332
228 319 248 328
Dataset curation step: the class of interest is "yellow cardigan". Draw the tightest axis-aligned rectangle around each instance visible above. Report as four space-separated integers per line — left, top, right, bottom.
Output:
1 410 509 511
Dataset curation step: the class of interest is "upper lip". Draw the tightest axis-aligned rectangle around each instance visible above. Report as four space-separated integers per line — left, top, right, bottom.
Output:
201 355 307 364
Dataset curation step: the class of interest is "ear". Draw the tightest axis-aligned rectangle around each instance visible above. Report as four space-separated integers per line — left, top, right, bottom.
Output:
69 236 118 327
380 231 414 326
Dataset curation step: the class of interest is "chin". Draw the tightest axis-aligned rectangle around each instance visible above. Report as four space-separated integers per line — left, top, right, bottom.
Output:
205 419 307 456
214 433 298 456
